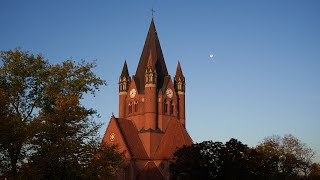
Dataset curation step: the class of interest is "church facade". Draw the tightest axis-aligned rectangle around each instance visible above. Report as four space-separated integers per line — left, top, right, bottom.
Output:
101 18 192 180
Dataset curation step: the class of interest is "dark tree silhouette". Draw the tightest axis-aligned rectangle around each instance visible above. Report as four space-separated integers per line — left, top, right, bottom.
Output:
170 138 261 180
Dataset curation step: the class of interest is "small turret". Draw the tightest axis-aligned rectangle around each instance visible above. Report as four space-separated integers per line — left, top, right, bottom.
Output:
174 61 185 92
119 61 130 92
174 61 186 127
119 61 130 118
145 51 157 86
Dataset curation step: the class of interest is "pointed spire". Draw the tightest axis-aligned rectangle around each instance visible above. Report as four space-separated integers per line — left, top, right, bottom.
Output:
119 61 130 92
135 18 168 92
175 61 185 92
120 60 129 78
175 61 184 79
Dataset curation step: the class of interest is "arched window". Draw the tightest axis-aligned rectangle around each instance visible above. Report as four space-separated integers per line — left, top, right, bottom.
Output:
134 101 138 112
129 102 132 114
164 99 168 114
170 100 174 115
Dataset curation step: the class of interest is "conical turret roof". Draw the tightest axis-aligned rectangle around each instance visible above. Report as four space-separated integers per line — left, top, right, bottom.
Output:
120 61 129 78
175 61 184 79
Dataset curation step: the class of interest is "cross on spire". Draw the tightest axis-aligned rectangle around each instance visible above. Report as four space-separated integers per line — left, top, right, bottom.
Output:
151 8 155 18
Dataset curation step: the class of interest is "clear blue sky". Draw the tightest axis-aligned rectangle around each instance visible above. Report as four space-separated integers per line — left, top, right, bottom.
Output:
1 0 320 162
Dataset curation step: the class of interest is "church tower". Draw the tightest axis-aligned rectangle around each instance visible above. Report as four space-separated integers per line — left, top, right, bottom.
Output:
175 62 186 127
102 18 192 180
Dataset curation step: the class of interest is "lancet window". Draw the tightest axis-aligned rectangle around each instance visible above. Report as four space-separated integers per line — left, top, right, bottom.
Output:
164 99 168 113
170 100 174 115
134 101 138 112
128 102 132 114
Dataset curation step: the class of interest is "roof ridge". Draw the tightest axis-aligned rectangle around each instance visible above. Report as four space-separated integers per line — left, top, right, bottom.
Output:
114 118 133 157
177 120 187 144
153 117 174 155
116 118 148 159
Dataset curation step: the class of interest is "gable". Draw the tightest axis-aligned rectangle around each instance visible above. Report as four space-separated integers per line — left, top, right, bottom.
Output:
161 77 177 99
101 116 131 159
102 117 149 160
128 76 139 94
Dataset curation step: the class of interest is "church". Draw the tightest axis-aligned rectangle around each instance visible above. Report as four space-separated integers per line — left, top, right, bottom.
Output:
101 18 192 180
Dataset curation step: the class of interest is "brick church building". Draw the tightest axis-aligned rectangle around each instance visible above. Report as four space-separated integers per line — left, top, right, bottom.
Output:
101 18 192 180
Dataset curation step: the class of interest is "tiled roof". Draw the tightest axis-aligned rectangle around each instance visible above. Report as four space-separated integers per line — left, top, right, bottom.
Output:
155 120 193 159
116 118 148 159
135 18 168 93
138 161 165 180
146 50 155 70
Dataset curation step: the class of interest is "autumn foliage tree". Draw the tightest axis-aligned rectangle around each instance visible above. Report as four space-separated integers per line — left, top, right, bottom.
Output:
0 49 124 179
0 49 50 176
256 134 315 179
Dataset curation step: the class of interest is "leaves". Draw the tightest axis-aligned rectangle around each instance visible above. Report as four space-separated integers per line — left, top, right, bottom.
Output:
0 48 120 179
256 134 315 178
171 136 316 180
170 139 259 180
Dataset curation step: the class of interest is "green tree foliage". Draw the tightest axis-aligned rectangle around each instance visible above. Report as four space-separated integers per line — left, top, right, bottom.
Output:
0 49 50 176
0 49 124 179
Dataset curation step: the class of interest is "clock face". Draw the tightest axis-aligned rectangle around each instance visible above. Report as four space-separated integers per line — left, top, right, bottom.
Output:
166 88 173 98
110 133 115 141
130 89 136 98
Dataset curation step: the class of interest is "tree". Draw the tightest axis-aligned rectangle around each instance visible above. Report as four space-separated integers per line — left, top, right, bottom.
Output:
86 144 125 179
0 89 13 175
256 134 315 179
170 141 223 179
0 49 50 176
170 139 260 180
309 163 320 179
0 49 124 178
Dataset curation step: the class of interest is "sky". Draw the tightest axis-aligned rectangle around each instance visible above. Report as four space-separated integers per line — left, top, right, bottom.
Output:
1 0 320 162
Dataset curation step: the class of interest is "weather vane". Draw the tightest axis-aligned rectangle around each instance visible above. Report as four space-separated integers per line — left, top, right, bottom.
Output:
151 8 155 18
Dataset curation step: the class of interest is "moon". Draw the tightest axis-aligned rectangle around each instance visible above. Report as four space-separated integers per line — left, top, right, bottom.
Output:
209 54 214 58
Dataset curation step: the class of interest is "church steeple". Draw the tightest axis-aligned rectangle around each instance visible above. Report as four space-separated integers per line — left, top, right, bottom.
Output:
119 61 130 118
135 18 168 93
120 60 129 78
174 61 185 92
175 61 186 127
119 61 130 92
